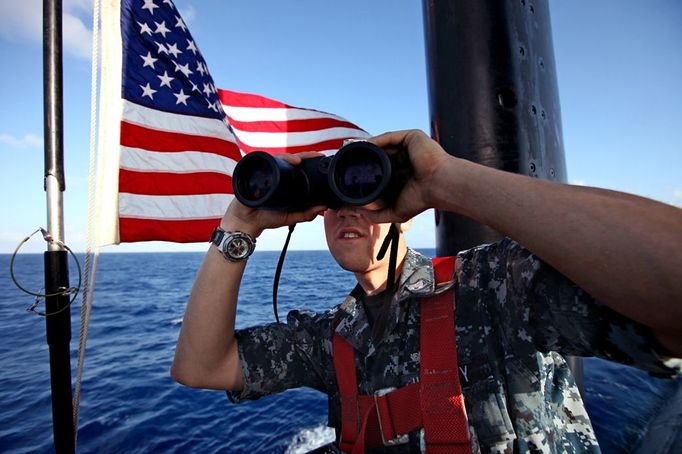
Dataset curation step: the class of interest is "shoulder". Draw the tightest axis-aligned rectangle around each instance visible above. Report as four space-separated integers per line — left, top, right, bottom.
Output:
455 238 539 288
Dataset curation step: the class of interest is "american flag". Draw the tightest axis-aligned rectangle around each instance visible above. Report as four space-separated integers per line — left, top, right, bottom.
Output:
96 0 368 245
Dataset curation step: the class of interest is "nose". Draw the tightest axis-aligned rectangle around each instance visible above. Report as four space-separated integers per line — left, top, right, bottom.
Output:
337 205 362 218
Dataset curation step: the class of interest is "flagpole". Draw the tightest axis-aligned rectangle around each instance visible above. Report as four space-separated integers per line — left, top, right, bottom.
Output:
43 0 75 452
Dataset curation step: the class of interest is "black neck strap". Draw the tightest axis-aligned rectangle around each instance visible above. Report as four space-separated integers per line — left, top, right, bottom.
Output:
273 222 401 333
272 224 296 323
372 223 400 339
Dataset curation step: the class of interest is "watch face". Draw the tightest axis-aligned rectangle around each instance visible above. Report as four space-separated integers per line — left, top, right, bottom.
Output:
225 236 251 259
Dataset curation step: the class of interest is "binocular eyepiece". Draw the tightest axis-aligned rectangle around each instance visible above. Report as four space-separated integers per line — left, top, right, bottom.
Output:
232 141 411 211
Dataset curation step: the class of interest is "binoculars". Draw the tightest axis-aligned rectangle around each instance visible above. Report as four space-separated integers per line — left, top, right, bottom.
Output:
232 141 412 211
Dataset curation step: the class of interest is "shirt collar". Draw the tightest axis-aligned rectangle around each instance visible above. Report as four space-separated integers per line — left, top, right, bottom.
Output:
334 248 441 354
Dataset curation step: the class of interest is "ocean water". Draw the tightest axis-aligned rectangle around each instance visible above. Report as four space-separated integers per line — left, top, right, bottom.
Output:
0 251 678 453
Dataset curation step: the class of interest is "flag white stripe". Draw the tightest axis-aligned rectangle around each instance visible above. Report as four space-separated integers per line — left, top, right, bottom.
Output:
119 193 234 219
122 99 236 143
120 146 237 175
222 105 353 123
231 127 370 149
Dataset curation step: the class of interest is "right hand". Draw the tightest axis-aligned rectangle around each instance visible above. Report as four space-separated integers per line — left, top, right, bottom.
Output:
222 152 326 236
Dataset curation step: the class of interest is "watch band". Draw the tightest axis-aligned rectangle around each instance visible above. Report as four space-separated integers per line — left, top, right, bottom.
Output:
210 227 256 262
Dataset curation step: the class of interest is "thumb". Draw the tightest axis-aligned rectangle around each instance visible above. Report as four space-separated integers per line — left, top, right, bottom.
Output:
363 207 401 225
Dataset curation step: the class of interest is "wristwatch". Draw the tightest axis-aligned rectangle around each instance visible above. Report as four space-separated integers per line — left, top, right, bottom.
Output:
210 227 256 262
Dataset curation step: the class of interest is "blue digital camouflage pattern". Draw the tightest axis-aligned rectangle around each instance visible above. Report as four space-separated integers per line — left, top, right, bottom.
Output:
229 239 678 453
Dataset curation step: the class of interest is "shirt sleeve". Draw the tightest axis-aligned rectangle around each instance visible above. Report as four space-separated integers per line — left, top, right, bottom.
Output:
227 309 334 403
469 238 679 377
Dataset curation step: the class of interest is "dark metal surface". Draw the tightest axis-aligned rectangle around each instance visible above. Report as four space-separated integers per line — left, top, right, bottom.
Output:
44 0 65 192
423 0 567 255
422 0 582 394
44 251 75 453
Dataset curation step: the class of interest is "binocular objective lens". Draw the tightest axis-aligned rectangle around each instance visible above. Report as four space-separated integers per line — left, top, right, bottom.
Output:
239 159 275 201
336 155 384 200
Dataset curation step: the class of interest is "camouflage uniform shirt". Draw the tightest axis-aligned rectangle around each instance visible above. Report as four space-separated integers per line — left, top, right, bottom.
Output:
229 239 676 453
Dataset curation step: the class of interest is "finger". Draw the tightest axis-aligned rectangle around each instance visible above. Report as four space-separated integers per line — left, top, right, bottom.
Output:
278 151 324 165
276 153 302 165
295 151 325 159
362 207 400 225
285 205 327 224
368 130 415 149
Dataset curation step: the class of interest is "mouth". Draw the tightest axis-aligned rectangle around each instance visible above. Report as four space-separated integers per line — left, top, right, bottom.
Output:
337 228 364 240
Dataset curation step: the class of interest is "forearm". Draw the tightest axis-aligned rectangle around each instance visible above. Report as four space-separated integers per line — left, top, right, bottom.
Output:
437 157 682 349
171 245 245 390
171 208 265 390
171 192 321 390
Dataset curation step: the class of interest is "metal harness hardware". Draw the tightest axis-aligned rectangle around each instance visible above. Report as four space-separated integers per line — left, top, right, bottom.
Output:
332 256 471 453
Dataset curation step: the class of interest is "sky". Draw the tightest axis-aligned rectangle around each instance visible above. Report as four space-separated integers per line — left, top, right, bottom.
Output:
1 0 680 254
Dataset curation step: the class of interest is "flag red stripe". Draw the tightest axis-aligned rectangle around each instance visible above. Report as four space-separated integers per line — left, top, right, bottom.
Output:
119 217 220 243
121 121 241 159
237 137 348 155
218 89 292 108
119 169 233 195
226 116 363 134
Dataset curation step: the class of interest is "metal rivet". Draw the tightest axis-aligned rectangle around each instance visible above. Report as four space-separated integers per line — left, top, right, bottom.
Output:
519 46 526 57
497 88 518 109
531 105 537 115
530 162 536 173
550 168 556 177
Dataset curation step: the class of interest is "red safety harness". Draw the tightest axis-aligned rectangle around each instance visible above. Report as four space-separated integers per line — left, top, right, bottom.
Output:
332 256 470 453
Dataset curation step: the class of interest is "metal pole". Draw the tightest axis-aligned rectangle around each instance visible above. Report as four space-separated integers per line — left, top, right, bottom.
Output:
43 0 75 451
422 0 583 393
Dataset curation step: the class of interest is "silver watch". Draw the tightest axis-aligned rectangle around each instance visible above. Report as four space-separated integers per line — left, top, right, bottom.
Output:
210 227 256 262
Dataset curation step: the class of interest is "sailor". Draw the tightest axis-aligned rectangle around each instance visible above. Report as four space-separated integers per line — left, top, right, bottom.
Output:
171 129 681 452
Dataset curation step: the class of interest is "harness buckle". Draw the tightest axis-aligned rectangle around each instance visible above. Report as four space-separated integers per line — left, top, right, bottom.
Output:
374 388 409 446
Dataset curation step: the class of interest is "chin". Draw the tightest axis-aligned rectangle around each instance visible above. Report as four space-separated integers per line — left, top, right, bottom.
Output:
333 253 372 274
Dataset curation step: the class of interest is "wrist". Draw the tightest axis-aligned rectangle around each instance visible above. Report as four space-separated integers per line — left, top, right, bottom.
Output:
219 219 263 238
427 155 470 212
435 158 512 226
210 227 257 262
221 201 264 237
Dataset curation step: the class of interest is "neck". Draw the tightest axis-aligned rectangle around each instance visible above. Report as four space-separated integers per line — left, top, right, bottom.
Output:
355 241 408 296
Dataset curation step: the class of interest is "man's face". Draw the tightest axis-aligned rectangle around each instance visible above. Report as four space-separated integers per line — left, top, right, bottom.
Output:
323 206 393 274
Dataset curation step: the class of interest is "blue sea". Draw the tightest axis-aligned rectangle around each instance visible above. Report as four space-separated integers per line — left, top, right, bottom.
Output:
1 251 679 453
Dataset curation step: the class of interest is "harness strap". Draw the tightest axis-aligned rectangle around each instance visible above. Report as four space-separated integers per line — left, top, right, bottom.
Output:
333 256 470 453
333 336 376 451
420 258 470 451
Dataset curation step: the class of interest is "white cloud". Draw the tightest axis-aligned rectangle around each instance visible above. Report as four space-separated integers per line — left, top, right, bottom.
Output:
178 4 196 25
62 10 93 59
0 0 92 59
0 2 41 42
0 133 43 149
672 188 682 207
571 179 587 186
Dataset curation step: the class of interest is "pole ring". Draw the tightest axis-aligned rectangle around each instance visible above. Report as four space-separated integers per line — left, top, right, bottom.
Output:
9 228 83 316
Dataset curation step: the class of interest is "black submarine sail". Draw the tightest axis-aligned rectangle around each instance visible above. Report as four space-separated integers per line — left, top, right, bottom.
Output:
423 0 584 386
424 0 567 253
422 0 584 386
